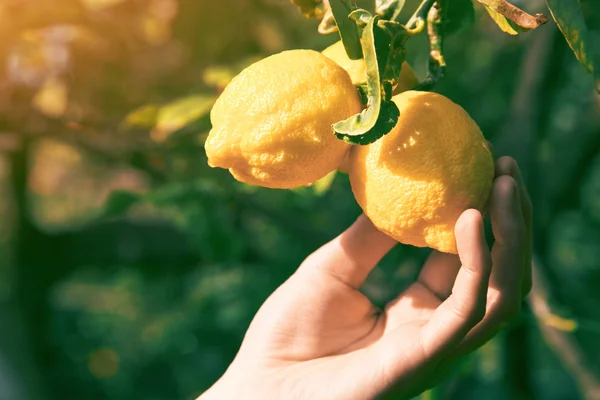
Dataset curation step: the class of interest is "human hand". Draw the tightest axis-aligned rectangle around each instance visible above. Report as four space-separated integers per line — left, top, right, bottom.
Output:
199 156 532 400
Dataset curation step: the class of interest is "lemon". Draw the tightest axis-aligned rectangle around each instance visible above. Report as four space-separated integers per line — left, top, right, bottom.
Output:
348 91 494 254
321 40 419 94
205 49 361 189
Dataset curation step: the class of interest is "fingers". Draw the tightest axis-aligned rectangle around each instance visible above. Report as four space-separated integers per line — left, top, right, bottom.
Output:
419 209 492 356
451 174 527 356
298 214 397 289
417 251 461 300
495 156 533 295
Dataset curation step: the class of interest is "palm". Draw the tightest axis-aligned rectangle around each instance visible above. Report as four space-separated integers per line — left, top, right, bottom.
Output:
234 250 459 399
202 158 532 400
251 276 443 361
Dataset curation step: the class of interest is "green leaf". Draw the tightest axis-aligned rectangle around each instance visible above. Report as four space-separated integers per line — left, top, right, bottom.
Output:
312 170 337 195
333 11 382 137
333 10 404 145
102 190 143 218
336 100 399 145
152 95 216 142
329 0 363 59
120 104 160 131
376 22 409 84
444 0 475 35
546 0 595 77
478 0 547 34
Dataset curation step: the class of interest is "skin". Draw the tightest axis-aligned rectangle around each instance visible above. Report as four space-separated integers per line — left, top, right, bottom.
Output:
199 156 532 400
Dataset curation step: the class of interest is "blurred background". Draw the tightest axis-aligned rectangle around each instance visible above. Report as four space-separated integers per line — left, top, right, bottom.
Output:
0 0 599 399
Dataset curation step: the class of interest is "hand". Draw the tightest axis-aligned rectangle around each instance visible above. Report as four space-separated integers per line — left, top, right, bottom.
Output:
199 156 532 400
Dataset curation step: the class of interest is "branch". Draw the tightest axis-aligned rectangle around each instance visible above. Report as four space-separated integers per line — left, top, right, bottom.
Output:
529 256 600 400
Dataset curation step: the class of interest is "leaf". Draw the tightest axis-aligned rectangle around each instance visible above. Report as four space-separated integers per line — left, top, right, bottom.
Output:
333 11 383 137
152 95 216 143
376 23 409 84
336 100 400 145
102 190 143 218
444 0 476 35
484 6 518 35
333 10 403 145
477 0 548 33
329 0 363 60
290 0 326 18
546 0 595 78
312 170 337 195
120 104 160 131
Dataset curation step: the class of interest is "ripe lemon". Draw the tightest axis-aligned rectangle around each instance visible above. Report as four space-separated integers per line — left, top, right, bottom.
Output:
205 49 361 189
321 40 419 94
348 91 494 254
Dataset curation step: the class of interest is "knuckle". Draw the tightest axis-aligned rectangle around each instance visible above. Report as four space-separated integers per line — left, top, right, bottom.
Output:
496 156 518 174
496 175 519 193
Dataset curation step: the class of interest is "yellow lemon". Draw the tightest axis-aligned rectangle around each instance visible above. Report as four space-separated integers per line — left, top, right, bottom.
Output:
348 91 494 254
321 40 419 94
205 49 361 189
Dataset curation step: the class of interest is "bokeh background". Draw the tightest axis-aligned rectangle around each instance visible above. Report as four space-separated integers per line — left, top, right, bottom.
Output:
0 0 599 399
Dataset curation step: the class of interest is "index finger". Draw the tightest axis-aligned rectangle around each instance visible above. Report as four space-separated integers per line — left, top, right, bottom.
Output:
297 214 397 289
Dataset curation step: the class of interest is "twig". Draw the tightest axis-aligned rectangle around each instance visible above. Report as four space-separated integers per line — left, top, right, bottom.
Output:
529 256 600 400
405 0 436 31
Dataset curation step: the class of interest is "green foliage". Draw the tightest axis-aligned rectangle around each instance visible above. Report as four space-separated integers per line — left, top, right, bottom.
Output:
581 155 600 224
545 0 597 85
332 10 411 144
102 190 143 219
443 0 476 35
330 0 364 59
